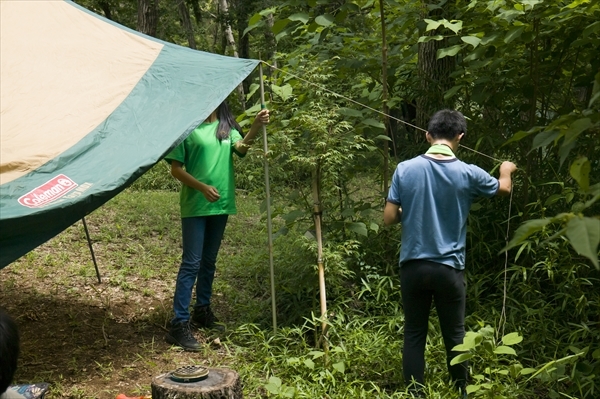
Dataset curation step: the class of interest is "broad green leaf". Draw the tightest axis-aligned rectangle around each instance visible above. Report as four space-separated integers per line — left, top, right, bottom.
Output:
370 222 379 233
272 19 290 35
315 14 334 27
583 21 600 37
564 118 592 145
245 83 259 101
348 222 368 236
437 44 463 59
268 376 282 387
461 35 481 48
272 83 293 101
418 35 444 43
374 134 392 141
502 332 523 346
248 13 262 27
444 85 463 100
505 26 525 44
521 0 543 9
304 358 315 369
531 130 559 150
569 156 590 191
463 46 486 62
498 9 524 22
339 107 363 117
442 20 463 34
333 361 345 373
502 218 552 252
520 368 537 375
362 118 385 129
424 18 441 31
466 385 481 394
281 209 304 223
264 383 279 394
309 350 325 358
289 12 310 24
450 353 473 365
566 216 600 269
243 20 265 36
494 346 517 355
282 387 295 398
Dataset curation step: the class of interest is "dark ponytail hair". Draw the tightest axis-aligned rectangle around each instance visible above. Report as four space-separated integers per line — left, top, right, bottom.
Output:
216 101 243 141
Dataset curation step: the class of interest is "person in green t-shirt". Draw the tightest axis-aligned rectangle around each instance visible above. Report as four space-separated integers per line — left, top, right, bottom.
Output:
164 101 270 351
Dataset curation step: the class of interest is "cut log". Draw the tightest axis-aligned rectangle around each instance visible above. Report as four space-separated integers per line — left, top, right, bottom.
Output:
151 367 242 399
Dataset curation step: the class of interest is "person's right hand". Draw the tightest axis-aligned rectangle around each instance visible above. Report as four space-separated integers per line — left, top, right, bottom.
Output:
500 161 517 174
201 185 220 202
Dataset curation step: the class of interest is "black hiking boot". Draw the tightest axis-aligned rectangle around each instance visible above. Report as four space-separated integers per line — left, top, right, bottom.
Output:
191 305 225 332
165 321 200 351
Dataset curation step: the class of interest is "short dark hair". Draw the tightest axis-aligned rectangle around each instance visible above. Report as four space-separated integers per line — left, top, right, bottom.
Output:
0 308 20 394
427 109 467 140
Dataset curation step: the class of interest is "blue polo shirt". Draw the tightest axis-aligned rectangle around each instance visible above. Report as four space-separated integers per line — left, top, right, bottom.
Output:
387 155 499 270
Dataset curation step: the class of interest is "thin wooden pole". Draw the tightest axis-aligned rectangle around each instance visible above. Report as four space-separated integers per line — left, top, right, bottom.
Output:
312 164 328 355
259 62 277 332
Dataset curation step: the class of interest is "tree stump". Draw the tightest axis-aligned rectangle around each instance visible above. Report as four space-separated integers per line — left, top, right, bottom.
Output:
151 367 242 399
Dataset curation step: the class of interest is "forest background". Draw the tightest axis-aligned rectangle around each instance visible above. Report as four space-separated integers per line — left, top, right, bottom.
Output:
4 0 599 398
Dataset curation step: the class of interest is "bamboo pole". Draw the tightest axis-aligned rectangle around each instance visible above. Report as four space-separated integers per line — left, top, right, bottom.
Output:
259 62 277 332
312 164 328 354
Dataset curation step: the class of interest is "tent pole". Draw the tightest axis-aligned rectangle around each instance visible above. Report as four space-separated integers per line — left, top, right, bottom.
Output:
82 217 101 283
259 61 277 332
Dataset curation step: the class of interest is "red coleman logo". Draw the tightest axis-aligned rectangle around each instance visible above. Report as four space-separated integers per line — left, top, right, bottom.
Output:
18 174 78 208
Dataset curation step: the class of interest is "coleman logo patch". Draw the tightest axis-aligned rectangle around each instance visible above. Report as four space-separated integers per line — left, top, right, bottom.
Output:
18 174 78 208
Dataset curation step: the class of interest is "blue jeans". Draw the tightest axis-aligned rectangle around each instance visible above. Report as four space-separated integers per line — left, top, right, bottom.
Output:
172 215 228 324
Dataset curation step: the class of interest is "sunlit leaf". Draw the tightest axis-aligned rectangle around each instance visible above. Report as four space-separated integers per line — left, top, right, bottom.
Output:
424 18 441 31
289 12 310 24
502 332 523 346
333 361 345 373
450 353 473 365
461 35 481 48
494 346 517 355
418 35 444 43
569 156 590 191
315 14 334 26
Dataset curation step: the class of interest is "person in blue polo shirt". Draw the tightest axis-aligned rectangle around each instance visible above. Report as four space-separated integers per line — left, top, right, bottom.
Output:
384 109 517 397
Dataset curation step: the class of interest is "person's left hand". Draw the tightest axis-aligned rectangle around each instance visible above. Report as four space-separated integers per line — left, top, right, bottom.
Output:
252 109 270 128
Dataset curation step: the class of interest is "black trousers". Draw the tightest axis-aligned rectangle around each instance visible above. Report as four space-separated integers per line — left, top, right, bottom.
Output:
400 259 468 389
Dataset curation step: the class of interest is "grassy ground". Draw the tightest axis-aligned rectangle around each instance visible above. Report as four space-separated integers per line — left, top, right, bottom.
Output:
0 189 279 399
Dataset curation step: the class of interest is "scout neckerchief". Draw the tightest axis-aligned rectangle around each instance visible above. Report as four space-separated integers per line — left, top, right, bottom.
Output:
425 143 455 157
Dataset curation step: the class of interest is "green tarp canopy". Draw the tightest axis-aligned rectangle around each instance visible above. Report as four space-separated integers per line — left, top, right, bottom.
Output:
0 0 259 268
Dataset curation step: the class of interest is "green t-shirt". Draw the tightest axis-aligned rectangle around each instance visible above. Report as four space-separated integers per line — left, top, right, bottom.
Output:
165 121 244 217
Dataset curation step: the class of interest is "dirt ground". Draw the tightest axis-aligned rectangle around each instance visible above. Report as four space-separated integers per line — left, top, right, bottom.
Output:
0 213 244 399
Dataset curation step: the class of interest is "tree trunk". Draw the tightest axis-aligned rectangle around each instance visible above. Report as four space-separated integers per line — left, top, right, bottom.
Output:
380 0 391 195
188 0 202 24
151 368 242 399
415 2 456 136
218 0 245 109
137 0 158 37
98 0 112 20
265 13 278 69
175 0 196 49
